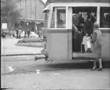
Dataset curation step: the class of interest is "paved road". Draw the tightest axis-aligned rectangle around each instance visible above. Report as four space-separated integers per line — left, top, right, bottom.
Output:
1 55 110 90
1 38 110 90
1 38 43 55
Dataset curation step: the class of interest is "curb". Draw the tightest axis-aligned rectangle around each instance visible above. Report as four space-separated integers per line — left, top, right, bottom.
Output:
1 53 42 56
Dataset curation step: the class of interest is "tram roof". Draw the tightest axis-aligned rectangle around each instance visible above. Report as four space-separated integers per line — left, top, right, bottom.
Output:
47 0 110 3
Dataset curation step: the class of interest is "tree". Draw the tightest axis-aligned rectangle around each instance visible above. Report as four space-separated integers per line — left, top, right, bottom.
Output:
1 0 21 31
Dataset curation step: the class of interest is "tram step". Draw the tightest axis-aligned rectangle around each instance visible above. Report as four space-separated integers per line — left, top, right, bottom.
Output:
72 53 95 60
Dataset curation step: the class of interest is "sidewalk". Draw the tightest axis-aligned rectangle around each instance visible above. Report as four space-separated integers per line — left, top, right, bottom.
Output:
1 38 43 56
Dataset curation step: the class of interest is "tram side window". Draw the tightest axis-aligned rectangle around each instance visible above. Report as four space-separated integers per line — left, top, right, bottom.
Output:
57 9 66 28
100 7 110 28
51 8 66 28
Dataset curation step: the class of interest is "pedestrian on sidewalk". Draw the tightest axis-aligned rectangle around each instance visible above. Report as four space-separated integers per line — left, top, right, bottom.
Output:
91 23 103 71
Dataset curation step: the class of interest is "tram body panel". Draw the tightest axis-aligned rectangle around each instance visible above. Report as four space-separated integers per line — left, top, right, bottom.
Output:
46 29 72 61
101 29 110 61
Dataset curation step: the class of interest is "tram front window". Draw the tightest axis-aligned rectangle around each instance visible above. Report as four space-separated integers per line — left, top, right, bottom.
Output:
72 7 97 53
100 7 110 28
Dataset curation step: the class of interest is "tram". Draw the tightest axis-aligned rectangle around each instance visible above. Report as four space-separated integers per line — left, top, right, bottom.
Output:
42 0 110 62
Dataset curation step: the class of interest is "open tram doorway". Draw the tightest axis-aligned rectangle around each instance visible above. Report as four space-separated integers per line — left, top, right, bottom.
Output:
72 7 97 54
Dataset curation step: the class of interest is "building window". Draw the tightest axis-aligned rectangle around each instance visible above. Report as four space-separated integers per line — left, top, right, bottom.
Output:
51 7 66 28
100 7 110 28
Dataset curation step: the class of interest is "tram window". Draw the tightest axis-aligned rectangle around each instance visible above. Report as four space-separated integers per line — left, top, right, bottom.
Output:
51 8 66 28
100 7 110 28
57 9 66 28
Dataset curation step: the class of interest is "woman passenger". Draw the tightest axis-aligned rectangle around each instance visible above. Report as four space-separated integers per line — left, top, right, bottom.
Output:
91 23 103 71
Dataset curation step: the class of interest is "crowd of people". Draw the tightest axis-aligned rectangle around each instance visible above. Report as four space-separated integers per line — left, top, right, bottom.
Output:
13 21 44 39
72 11 96 53
14 21 36 38
72 12 103 70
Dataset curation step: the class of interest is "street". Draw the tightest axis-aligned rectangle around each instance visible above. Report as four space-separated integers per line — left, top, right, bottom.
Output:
1 38 43 55
1 38 110 90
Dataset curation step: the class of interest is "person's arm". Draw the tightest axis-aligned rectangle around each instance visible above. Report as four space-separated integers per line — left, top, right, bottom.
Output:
72 24 81 34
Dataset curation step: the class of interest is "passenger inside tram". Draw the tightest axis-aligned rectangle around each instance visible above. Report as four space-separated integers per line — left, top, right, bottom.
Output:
82 33 92 53
72 7 96 53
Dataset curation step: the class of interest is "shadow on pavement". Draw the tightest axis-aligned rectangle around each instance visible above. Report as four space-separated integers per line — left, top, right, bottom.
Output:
45 61 110 70
2 60 110 75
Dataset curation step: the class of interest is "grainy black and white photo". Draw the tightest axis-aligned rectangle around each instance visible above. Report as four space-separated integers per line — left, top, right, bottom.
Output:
1 0 110 90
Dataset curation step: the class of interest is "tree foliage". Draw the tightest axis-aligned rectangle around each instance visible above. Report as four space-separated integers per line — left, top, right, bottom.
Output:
1 0 21 30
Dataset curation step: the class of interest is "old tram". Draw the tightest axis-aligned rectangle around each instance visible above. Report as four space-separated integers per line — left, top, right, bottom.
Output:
42 0 110 62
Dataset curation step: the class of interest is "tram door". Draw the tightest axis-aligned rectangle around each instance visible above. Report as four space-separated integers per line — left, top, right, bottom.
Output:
72 7 97 53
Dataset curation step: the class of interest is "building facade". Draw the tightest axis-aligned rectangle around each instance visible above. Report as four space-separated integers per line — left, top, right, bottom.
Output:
16 0 45 23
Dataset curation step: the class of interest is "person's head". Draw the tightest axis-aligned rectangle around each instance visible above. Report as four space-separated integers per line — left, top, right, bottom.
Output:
91 12 95 16
78 12 82 17
85 33 89 36
79 12 82 15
